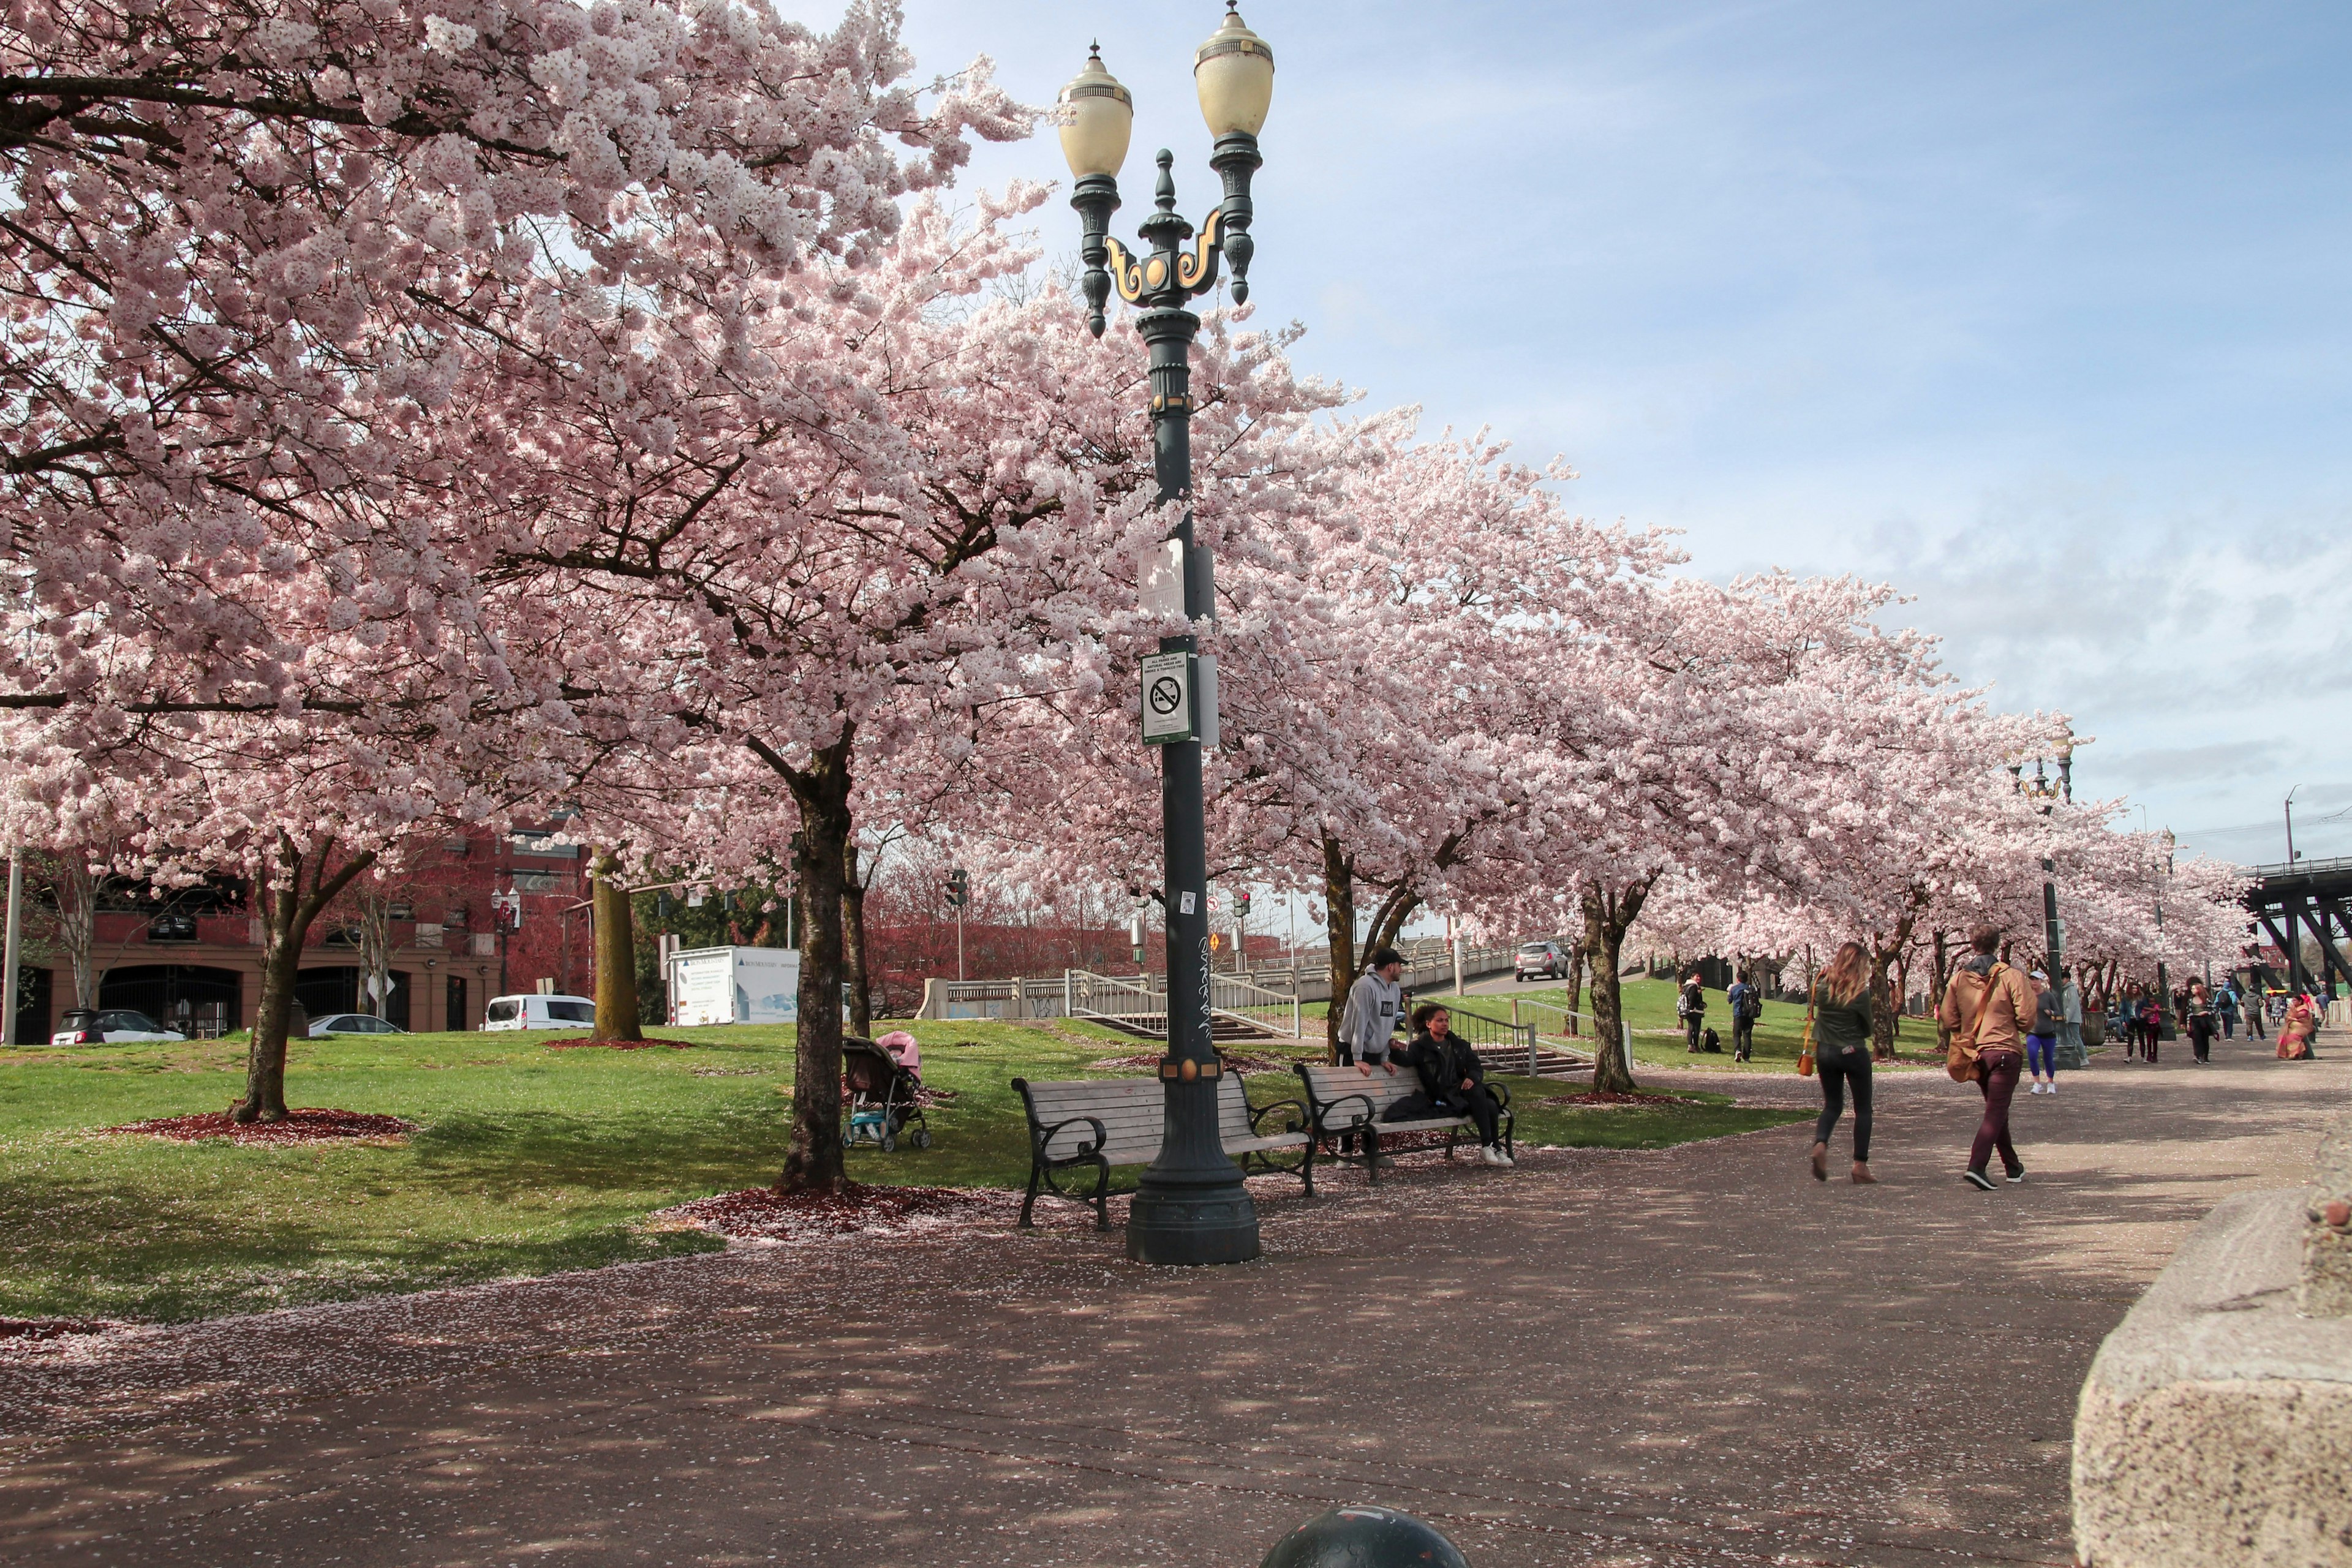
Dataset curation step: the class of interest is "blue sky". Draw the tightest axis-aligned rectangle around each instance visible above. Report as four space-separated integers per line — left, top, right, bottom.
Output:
799 1 2352 865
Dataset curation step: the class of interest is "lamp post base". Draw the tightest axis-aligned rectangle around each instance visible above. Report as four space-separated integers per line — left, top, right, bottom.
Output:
1126 1174 1260 1265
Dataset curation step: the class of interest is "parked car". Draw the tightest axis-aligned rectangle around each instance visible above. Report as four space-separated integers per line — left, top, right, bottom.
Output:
1515 941 1571 982
307 1013 409 1037
481 994 598 1030
50 1008 189 1046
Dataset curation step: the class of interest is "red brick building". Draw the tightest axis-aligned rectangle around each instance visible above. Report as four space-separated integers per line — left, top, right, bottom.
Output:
12 829 597 1041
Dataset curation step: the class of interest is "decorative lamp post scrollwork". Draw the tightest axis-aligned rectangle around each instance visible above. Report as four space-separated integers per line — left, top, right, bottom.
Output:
1057 4 1275 1265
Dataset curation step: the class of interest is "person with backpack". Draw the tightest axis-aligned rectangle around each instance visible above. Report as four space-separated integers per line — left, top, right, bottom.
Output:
1807 941 1877 1185
1936 925 2039 1190
1727 970 1761 1062
1677 970 1707 1053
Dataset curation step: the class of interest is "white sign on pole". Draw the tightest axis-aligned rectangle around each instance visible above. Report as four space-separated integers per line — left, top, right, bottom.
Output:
1140 650 1194 745
1139 539 1186 620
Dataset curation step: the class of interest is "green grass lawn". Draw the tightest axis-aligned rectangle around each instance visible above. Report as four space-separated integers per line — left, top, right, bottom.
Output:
1456 974 1942 1074
0 1009 1806 1324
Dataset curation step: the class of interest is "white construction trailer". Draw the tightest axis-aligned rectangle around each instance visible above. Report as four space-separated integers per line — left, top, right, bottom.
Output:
667 945 801 1026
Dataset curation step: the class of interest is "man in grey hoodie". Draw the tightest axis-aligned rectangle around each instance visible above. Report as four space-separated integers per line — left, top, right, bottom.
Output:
1337 948 1406 1076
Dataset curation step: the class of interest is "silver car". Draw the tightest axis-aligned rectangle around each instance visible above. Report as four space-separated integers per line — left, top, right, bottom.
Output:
307 1013 409 1038
50 1008 189 1046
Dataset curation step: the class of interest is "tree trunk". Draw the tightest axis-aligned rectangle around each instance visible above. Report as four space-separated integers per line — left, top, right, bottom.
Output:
589 848 644 1042
1365 884 1423 962
842 840 872 1038
1321 834 1357 1063
775 734 854 1193
233 839 377 1123
1564 940 1586 1035
1582 875 1654 1095
1869 946 1900 1061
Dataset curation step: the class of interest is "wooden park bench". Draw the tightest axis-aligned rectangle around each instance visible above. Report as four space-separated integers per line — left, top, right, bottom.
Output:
1011 1071 1310 1228
1292 1061 1514 1183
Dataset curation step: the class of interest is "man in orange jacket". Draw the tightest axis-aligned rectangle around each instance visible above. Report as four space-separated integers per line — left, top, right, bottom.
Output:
1937 925 2040 1189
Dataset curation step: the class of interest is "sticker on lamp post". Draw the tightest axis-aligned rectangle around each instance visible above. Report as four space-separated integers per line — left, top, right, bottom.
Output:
1140 651 1194 744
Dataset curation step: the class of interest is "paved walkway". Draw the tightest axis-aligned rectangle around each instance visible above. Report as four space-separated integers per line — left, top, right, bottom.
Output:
4 1030 2345 1566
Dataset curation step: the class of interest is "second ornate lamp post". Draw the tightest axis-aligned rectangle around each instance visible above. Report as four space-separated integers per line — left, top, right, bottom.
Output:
2016 741 2081 1066
1058 5 1274 1265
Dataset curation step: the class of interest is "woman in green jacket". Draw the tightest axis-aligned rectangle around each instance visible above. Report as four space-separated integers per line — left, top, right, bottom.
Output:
1810 941 1878 1185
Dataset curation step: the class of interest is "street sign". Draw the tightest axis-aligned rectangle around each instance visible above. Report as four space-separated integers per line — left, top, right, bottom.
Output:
1140 651 1193 744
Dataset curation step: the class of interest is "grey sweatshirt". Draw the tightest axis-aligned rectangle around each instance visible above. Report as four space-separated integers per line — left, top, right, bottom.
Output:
1338 970 1404 1061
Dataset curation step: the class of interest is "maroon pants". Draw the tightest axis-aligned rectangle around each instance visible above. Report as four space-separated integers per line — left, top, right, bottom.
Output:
1970 1050 2022 1175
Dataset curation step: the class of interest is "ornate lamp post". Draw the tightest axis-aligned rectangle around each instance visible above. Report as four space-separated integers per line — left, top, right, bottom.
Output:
1057 5 1275 1265
2014 741 2079 1063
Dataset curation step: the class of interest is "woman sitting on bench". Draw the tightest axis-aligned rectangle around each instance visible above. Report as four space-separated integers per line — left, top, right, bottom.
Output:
1401 1003 1513 1167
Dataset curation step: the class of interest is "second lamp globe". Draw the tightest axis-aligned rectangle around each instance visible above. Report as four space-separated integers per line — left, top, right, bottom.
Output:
1055 6 1275 184
1195 3 1275 138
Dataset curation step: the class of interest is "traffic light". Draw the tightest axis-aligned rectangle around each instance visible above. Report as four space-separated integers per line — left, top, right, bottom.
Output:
1129 911 1146 965
1235 891 1252 918
945 868 970 908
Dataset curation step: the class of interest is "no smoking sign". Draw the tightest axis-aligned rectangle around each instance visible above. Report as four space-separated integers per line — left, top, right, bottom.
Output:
1139 650 1193 744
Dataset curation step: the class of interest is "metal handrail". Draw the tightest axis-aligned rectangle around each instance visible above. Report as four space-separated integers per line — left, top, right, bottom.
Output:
1507 995 1583 1039
1068 970 1167 1029
1210 971 1303 1038
2248 856 2352 879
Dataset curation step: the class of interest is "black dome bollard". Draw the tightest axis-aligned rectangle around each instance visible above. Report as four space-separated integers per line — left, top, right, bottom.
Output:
1261 1506 1470 1568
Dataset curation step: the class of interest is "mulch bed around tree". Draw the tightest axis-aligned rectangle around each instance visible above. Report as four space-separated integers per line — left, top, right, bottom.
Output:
542 1037 700 1050
100 1109 415 1145
649 1182 1001 1243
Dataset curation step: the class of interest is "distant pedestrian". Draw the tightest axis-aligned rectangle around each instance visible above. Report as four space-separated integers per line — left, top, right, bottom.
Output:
2059 968 2084 1072
1727 970 1760 1062
1937 925 2037 1191
2216 980 2237 1040
2136 992 2162 1063
1678 970 1707 1053
1402 1003 1512 1166
2185 982 2215 1065
1807 941 1877 1185
2278 993 2319 1061
2025 969 2060 1093
2244 987 2267 1040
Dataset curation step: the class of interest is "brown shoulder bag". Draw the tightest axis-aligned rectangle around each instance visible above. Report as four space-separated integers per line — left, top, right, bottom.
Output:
1947 963 2007 1084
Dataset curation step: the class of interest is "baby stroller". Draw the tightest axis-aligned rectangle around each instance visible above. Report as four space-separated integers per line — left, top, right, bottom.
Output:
842 1036 930 1153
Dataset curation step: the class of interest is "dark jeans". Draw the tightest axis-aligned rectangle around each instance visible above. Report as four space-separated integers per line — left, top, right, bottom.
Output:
1970 1050 2022 1175
2248 1010 2266 1039
2190 1018 2214 1061
1684 1014 1704 1051
2220 1012 2235 1039
1732 1017 1755 1059
1445 1086 1503 1148
1814 1050 1872 1161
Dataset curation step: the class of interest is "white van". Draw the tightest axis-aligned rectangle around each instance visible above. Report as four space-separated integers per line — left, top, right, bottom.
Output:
481 994 598 1030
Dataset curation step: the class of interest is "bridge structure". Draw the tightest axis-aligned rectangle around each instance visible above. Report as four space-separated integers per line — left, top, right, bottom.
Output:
2244 856 2352 996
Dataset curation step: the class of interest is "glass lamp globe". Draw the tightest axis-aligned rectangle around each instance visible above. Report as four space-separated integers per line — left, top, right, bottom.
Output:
1058 44 1134 178
1194 3 1275 137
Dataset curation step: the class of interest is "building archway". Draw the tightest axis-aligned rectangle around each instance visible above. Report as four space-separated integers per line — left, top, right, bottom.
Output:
294 966 412 1030
99 965 245 1036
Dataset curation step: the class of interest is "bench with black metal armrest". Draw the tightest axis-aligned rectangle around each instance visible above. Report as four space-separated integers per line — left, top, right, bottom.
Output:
1010 1069 1311 1227
1292 1061 1513 1185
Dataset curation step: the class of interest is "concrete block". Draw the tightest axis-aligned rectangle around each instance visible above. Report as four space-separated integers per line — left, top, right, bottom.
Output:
2075 1188 2352 1566
2308 1115 2352 1318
